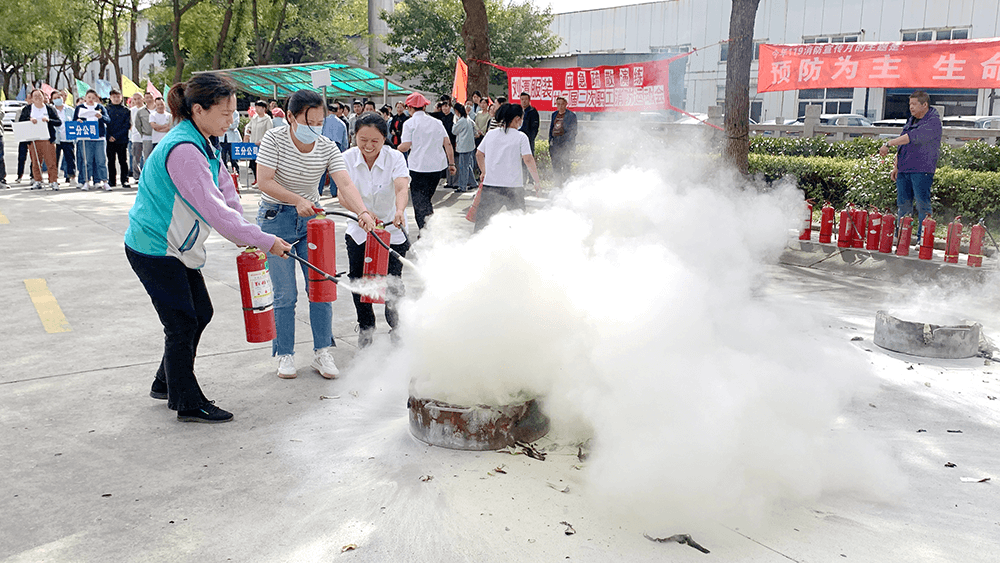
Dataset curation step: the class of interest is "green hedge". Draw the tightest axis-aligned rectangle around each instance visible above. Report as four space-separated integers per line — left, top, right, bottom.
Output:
749 153 1000 224
750 136 1000 173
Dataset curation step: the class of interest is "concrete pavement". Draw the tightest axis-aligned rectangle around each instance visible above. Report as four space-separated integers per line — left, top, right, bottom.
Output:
2 147 999 562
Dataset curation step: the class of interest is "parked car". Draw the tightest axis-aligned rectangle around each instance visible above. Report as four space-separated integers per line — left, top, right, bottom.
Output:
941 115 1000 142
792 113 874 127
2 100 27 132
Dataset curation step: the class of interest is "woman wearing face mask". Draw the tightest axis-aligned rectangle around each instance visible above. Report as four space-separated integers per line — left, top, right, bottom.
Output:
49 91 76 185
124 73 293 423
17 88 62 190
341 113 410 348
255 90 373 380
72 89 112 191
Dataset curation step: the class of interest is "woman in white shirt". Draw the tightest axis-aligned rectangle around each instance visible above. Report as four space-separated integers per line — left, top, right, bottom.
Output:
255 89 372 379
474 103 540 232
341 113 411 349
72 89 111 191
451 103 477 193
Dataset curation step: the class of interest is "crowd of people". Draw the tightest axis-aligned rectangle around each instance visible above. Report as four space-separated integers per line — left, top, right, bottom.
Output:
0 88 174 191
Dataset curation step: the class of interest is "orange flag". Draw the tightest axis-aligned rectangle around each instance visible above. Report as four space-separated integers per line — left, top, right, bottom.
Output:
451 57 469 105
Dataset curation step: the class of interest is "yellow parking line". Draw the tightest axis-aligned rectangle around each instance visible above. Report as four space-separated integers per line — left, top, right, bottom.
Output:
0 209 8 224
24 279 72 333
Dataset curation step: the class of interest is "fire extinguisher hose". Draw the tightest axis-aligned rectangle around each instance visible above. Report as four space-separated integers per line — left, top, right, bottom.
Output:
313 208 419 272
284 253 343 285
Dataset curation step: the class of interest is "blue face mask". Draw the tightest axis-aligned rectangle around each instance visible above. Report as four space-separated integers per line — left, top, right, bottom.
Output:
54 99 64 107
292 121 322 144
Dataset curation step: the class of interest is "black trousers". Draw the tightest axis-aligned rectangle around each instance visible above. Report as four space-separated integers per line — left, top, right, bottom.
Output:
549 141 572 186
0 136 6 181
249 159 258 181
17 141 29 178
345 234 409 330
107 141 129 185
474 185 526 233
410 170 442 229
125 245 213 411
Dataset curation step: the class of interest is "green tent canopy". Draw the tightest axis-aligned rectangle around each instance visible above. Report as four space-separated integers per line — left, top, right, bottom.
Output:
197 61 413 101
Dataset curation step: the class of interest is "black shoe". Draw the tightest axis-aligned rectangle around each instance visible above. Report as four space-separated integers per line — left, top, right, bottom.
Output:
150 378 168 400
177 401 233 423
357 326 374 349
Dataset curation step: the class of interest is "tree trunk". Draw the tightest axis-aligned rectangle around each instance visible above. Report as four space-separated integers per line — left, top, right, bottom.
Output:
171 0 204 83
130 0 141 80
460 0 490 97
722 0 761 176
213 0 237 69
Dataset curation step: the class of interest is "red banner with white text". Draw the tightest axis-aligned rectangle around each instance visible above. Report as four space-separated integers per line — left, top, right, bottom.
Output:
758 38 1000 92
502 57 679 113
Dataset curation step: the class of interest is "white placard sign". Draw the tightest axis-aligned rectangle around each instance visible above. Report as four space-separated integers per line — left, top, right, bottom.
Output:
13 120 49 143
311 69 332 89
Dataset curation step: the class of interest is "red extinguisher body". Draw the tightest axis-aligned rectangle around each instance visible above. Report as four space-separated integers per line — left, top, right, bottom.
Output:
361 228 392 304
307 215 337 302
799 200 813 241
230 172 240 195
837 208 853 248
851 209 867 248
918 216 936 260
944 217 963 264
968 222 986 267
237 248 276 343
878 212 895 253
866 209 882 250
896 216 913 256
818 202 835 243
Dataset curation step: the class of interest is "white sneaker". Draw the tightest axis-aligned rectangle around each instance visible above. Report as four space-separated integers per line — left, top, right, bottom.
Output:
311 347 339 379
49 182 59 191
101 181 112 191
85 181 94 191
276 354 297 379
77 183 87 190
30 181 41 190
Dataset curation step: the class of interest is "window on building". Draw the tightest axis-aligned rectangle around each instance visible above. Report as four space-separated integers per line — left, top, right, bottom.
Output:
902 28 969 42
720 41 764 63
804 34 860 44
798 88 853 117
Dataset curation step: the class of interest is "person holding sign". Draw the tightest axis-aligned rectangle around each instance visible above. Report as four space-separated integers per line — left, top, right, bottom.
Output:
72 89 111 191
17 88 62 190
50 91 76 185
124 73 292 423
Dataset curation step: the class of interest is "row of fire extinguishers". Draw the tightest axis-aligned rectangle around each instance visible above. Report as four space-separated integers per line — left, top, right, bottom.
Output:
799 200 989 267
234 209 395 343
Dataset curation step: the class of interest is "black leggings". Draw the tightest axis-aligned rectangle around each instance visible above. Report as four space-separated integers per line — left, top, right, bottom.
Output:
125 245 213 411
409 170 442 229
346 234 409 330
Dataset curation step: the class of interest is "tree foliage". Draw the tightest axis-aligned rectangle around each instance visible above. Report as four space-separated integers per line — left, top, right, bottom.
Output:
380 0 560 95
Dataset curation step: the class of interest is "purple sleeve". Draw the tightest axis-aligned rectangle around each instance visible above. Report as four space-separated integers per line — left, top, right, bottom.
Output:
907 112 942 146
217 160 243 213
166 144 276 250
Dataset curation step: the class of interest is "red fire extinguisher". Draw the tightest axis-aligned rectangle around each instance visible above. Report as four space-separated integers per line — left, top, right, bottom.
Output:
968 220 986 267
866 208 882 251
896 216 913 256
230 171 240 195
837 206 854 248
818 202 835 243
307 213 338 302
851 208 867 248
944 216 963 264
799 199 814 241
237 247 276 343
361 228 392 304
918 216 936 260
878 211 895 253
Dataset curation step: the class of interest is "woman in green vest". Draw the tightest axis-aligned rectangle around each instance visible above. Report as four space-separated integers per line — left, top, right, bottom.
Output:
124 73 292 424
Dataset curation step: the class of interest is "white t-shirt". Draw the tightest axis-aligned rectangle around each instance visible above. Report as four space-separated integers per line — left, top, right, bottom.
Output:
400 111 448 173
341 146 410 245
149 111 172 143
129 107 142 142
30 104 47 121
255 126 347 205
477 127 531 188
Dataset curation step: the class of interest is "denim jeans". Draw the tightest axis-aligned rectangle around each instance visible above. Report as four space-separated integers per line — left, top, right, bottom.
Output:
257 202 334 356
76 139 108 183
455 151 476 189
896 172 933 238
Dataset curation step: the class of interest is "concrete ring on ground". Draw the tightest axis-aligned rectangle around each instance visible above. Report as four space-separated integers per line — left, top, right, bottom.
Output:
873 310 982 359
408 396 550 450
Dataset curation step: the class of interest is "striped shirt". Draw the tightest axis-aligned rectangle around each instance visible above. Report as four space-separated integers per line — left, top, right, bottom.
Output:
256 126 346 205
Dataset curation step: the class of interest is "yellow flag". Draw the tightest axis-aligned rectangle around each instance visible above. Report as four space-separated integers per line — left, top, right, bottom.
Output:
121 75 142 98
1 89 5 101
65 89 74 107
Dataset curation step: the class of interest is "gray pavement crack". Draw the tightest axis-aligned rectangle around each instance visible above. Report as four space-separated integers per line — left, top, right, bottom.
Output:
723 526 801 562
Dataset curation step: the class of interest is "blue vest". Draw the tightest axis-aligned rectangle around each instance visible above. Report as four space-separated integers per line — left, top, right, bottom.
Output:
124 119 221 269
